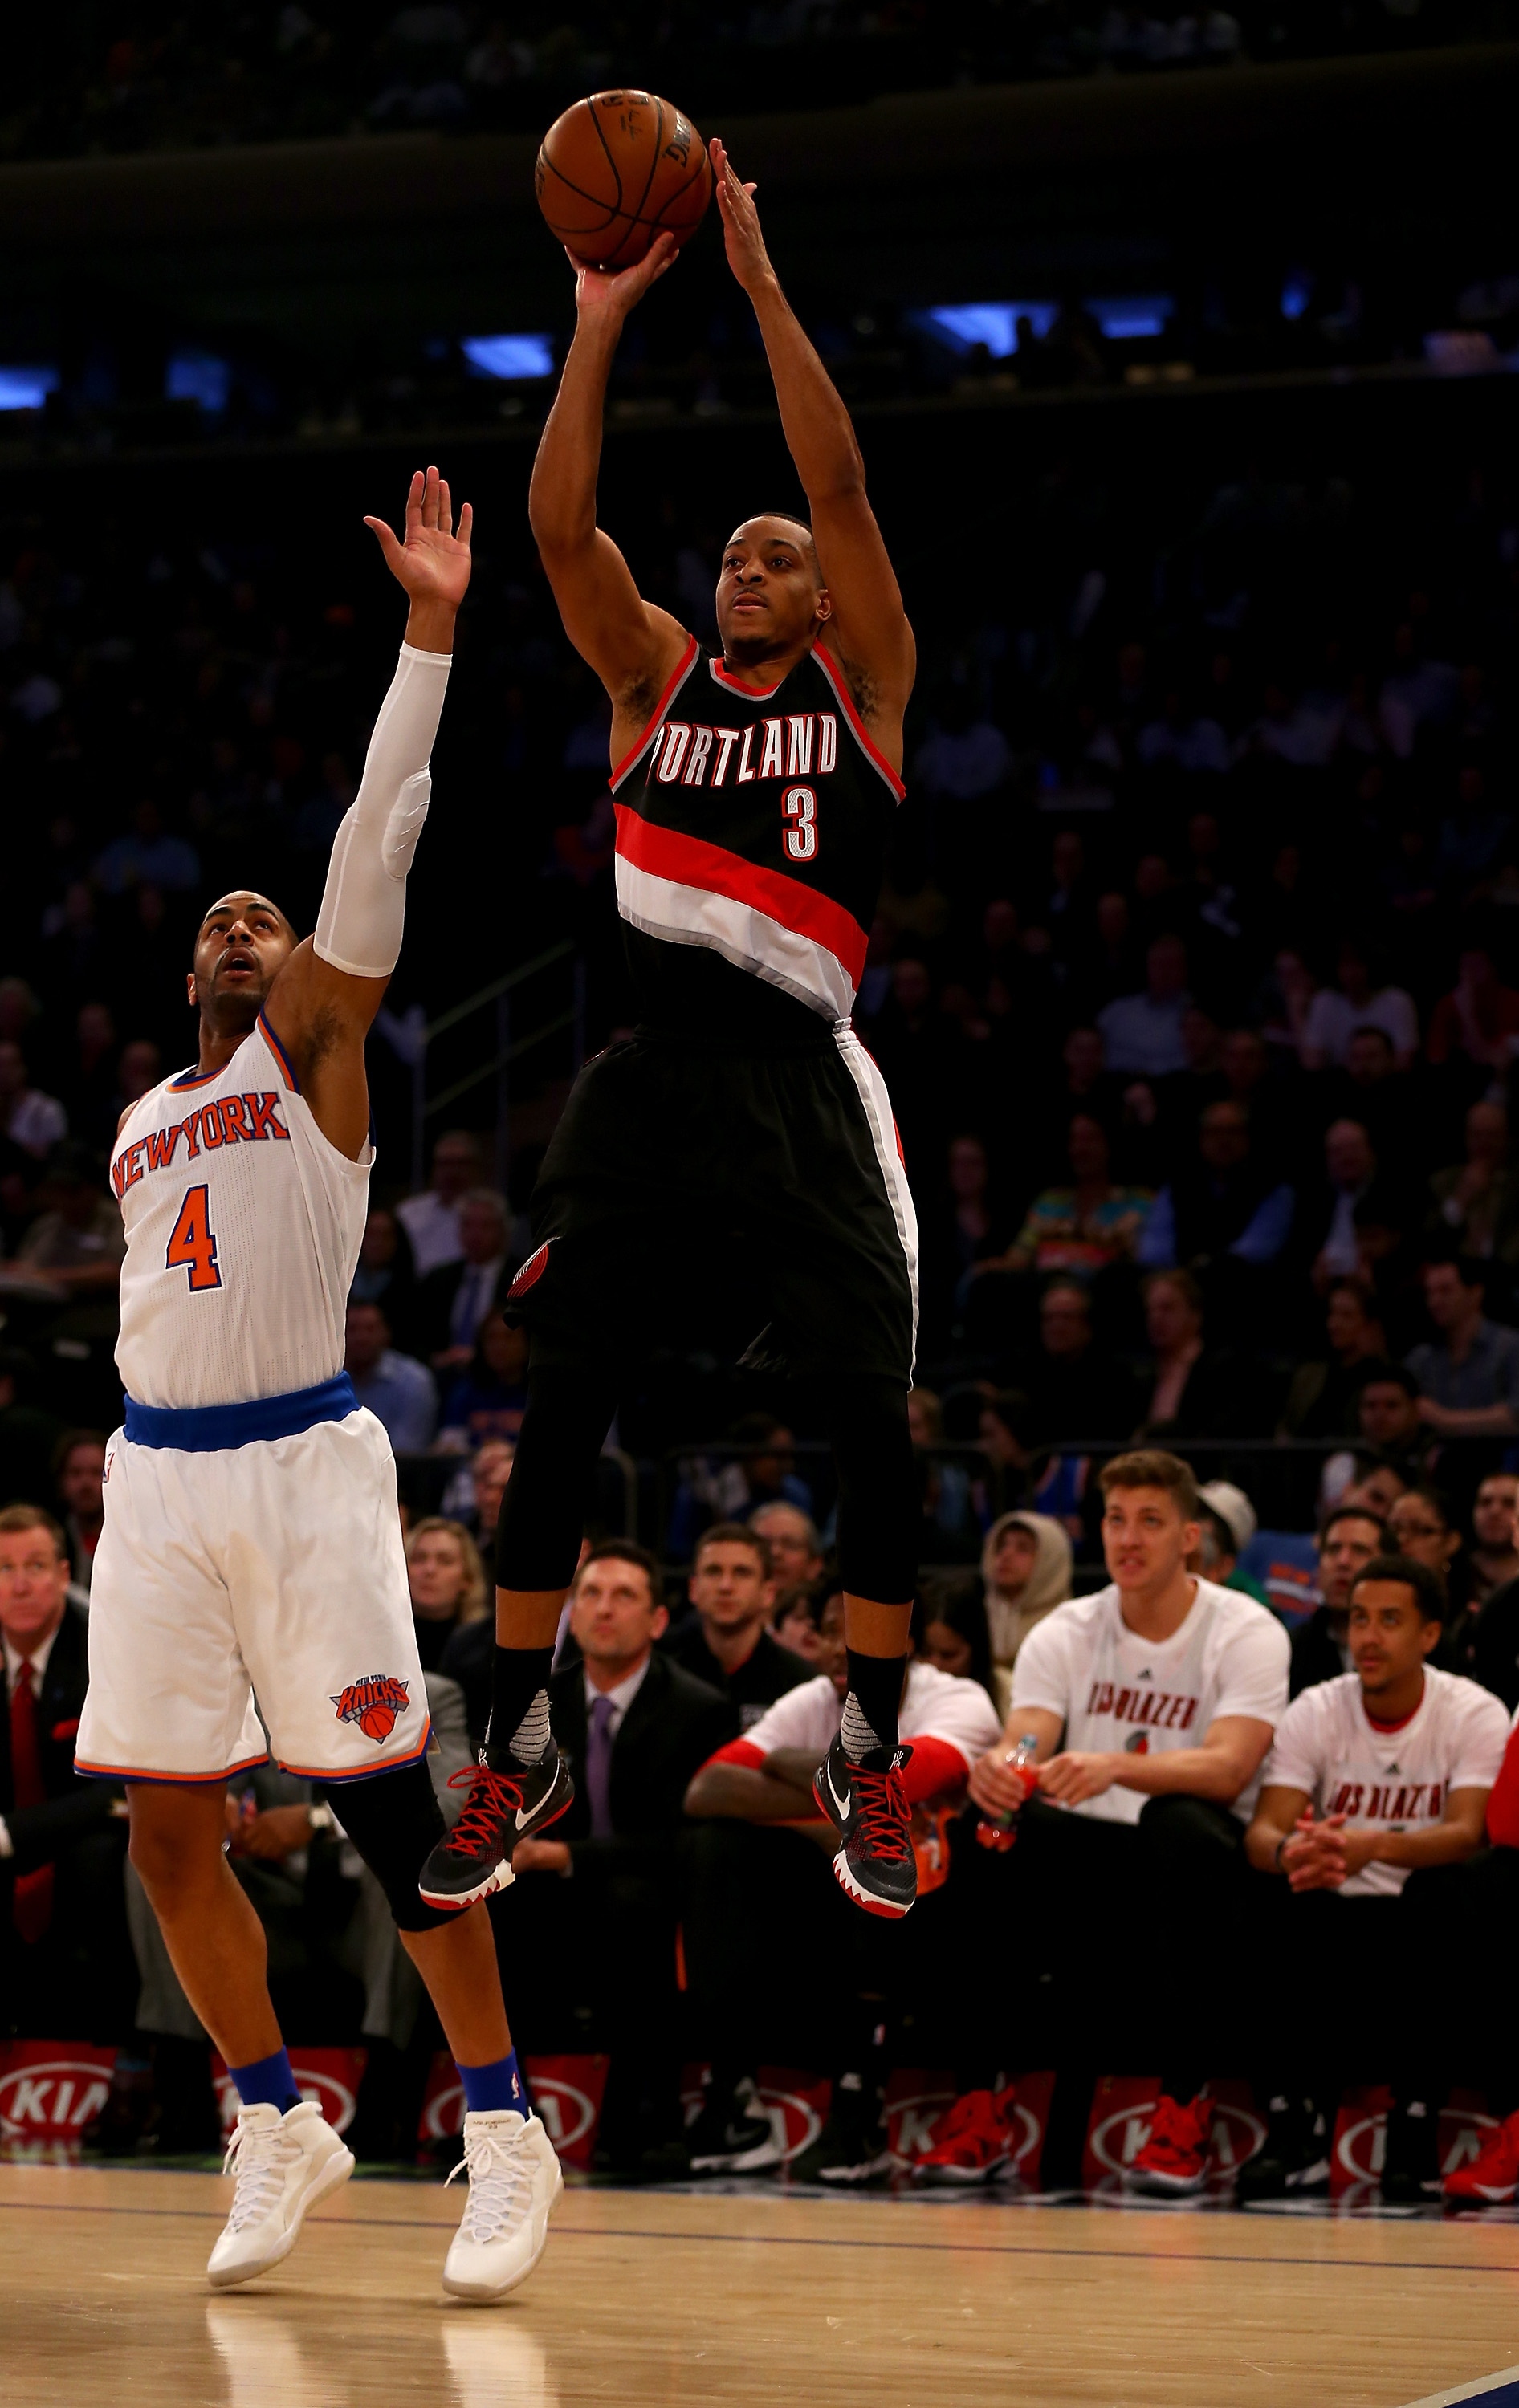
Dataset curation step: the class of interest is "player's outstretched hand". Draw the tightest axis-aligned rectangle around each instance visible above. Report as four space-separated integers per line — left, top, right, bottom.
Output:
364 466 474 612
709 138 770 295
568 231 679 325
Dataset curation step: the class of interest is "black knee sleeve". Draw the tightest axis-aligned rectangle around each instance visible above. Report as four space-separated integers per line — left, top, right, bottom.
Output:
320 1759 454 1934
495 1360 620 1592
824 1374 919 1602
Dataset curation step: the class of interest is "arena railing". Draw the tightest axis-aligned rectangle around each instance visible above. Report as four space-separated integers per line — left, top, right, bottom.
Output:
376 942 586 1193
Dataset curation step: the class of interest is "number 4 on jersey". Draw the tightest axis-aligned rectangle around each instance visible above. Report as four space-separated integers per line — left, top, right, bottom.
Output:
166 1183 222 1291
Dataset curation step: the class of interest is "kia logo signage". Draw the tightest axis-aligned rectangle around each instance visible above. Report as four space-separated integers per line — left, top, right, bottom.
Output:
0 2058 112 2138
214 2063 357 2135
1089 2098 1263 2178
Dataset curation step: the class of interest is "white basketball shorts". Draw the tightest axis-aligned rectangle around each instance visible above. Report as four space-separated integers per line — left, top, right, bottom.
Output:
76 1403 431 1785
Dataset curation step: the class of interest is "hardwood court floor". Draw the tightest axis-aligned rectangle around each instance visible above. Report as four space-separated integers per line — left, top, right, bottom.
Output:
2 2163 1517 2408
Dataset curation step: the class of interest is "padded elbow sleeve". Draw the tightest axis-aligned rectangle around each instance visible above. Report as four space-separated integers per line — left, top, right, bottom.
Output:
313 642 449 978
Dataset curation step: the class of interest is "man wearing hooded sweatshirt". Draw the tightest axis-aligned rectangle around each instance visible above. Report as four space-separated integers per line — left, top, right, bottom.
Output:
979 1510 1074 1721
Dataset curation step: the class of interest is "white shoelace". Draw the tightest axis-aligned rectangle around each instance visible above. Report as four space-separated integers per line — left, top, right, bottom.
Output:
446 2122 536 2244
222 2118 300 2233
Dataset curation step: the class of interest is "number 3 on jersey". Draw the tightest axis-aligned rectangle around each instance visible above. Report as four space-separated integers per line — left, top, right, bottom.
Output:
783 783 817 861
166 1184 222 1291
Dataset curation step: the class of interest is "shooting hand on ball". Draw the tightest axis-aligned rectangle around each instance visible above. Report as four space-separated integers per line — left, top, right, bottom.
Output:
567 231 679 326
709 139 770 294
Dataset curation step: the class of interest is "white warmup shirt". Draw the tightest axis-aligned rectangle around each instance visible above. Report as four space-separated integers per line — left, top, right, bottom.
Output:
737 1662 1002 1780
111 1016 370 1409
1011 1576 1290 1825
1260 1668 1509 1896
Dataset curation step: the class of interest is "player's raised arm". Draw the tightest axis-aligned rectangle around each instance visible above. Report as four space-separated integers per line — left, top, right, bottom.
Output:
528 243 692 748
710 139 915 756
264 465 470 1157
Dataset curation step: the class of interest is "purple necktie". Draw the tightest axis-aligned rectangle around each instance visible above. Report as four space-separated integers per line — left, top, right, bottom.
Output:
586 1694 614 1840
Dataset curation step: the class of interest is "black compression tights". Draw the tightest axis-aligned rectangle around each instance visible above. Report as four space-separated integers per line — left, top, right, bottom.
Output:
495 1363 918 1603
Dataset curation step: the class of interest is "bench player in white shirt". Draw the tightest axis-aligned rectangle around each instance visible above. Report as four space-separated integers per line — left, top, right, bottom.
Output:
938 1449 1289 2194
1241 1552 1509 2203
74 470 560 2300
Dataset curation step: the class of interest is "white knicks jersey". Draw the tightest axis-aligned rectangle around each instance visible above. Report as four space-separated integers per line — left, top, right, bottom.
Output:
111 1014 371 1409
1011 1577 1290 1825
1261 1668 1509 1896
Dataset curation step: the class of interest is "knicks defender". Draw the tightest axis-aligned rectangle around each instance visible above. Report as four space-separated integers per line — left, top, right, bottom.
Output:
420 143 923 1923
74 471 560 2300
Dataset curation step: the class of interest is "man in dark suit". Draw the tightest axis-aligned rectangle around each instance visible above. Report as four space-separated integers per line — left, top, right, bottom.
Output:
413 1188 514 1373
0 1503 133 2039
492 1538 732 2178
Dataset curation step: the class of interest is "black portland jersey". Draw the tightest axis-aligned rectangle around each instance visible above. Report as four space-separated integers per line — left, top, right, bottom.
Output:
609 637 905 1043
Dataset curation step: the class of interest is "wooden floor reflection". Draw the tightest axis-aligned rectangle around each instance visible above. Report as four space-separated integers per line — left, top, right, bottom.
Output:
4 2163 1518 2407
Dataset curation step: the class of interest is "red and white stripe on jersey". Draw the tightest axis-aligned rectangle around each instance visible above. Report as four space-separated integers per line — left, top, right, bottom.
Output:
609 636 702 791
614 803 867 1022
833 1027 919 1366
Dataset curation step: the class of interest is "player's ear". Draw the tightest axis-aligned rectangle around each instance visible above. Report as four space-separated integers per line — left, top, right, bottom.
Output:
186 971 198 1007
814 585 833 625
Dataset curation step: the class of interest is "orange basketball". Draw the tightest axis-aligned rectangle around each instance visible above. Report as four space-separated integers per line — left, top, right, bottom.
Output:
536 90 713 270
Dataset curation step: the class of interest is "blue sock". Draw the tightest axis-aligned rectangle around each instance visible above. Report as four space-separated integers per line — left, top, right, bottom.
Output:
229 2046 300 2113
458 2048 526 2117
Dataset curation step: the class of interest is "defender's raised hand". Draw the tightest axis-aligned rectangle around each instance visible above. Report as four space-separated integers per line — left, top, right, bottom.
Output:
364 467 474 635
709 139 769 295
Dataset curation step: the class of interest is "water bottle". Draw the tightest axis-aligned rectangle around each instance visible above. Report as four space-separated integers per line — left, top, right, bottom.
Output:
975 1732 1040 1853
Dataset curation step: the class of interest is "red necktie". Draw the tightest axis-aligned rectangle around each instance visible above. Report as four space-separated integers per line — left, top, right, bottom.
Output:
10 1662 54 1943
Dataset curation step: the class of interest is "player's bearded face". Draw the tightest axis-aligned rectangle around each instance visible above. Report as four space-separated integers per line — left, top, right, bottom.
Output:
716 527 829 657
188 895 294 1023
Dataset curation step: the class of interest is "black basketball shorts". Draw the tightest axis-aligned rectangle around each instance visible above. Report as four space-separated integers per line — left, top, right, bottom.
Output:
504 1026 918 1385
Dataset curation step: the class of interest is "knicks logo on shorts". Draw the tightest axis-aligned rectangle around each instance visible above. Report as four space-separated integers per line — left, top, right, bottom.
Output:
331 1673 412 1744
508 1239 555 1301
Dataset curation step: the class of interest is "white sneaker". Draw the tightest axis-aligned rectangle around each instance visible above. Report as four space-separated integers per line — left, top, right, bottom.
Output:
206 2101 355 2289
442 2109 563 2302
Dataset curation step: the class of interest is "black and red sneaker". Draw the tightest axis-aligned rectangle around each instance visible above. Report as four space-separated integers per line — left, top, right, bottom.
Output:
812 1733 916 1918
417 1739 574 1910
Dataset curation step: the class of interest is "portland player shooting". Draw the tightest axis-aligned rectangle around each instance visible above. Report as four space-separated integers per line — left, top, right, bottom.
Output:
421 142 924 1922
75 471 560 2301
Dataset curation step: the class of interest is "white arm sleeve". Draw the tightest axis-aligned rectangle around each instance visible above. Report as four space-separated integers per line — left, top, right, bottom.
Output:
313 641 450 978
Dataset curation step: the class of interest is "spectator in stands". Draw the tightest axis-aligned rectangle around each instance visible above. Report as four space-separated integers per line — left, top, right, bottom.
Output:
92 799 198 896
344 1299 437 1453
348 1204 420 1348
981 1115 1150 1279
1024 1279 1138 1441
682 1588 1000 2181
1387 1487 1464 1595
1309 1120 1378 1288
665 1523 811 1729
929 1450 1288 2191
0 1041 66 1158
1279 1280 1387 1438
11 1144 124 1296
1137 1099 1295 1274
1426 946 1519 1071
1353 1361 1430 1475
1468 1472 1519 1607
1240 1555 1507 2202
979 1510 1073 1717
0 1350 62 1511
921 1577 997 1703
1406 1255 1519 1437
501 1540 732 2178
1135 1269 1240 1438
405 1515 487 1671
668 1413 815 1558
1427 1101 1519 1264
395 1128 486 1279
0 1503 133 2040
748 1499 825 1591
1300 939 1419 1071
416 1186 513 1372
436 1308 528 1450
1195 1479 1272 1608
1290 1504 1387 1696
921 1133 1015 1334
466 1436 513 1580
1097 933 1192 1077
771 1583 825 1664
52 1428 105 1594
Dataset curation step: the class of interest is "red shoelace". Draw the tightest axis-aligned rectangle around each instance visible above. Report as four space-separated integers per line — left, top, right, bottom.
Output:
849 1763 912 1862
442 1764 526 1857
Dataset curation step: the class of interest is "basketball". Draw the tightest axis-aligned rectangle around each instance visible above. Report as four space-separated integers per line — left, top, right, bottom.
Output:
536 89 713 270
